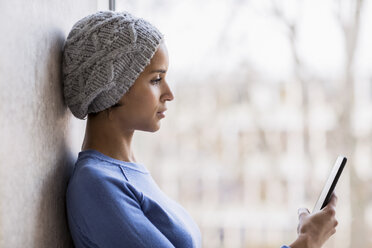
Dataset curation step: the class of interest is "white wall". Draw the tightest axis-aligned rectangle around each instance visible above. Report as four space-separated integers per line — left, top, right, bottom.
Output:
0 1 97 247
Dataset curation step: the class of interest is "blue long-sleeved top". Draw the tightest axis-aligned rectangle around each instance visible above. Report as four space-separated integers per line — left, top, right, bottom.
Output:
66 149 202 248
66 149 293 247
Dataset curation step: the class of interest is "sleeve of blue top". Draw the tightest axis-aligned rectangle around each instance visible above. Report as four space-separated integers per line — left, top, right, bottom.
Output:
281 246 291 248
68 167 175 248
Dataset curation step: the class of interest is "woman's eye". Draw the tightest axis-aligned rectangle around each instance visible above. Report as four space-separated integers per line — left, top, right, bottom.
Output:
151 77 162 85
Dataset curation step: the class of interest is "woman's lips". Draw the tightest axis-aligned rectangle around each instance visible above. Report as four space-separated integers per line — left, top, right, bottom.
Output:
157 111 165 118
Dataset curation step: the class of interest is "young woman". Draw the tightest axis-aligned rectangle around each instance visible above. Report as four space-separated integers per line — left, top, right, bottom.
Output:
63 10 338 248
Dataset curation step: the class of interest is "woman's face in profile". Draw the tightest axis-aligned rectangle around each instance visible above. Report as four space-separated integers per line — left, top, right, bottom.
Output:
110 42 174 133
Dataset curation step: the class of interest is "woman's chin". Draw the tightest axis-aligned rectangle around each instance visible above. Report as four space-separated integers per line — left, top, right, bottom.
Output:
151 124 161 132
140 123 161 133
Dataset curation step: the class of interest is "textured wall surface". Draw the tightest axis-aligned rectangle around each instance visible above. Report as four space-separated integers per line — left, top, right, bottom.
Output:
0 1 96 247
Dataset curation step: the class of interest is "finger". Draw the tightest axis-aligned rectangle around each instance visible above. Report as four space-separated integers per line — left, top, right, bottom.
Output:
325 194 338 208
323 204 336 217
333 193 338 203
334 219 339 227
298 208 310 221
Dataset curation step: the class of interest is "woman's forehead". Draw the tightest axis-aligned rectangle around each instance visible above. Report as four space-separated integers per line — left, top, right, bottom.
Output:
146 46 169 72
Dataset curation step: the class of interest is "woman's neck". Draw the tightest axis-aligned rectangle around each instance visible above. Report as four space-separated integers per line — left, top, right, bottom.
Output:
81 116 137 163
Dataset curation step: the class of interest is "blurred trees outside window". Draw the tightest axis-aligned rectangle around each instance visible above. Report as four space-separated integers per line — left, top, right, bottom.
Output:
117 0 372 247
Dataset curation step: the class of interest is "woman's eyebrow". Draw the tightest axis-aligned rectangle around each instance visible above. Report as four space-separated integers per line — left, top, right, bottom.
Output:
150 69 167 74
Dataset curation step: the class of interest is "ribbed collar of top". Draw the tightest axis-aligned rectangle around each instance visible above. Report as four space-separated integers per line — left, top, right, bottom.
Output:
77 149 149 174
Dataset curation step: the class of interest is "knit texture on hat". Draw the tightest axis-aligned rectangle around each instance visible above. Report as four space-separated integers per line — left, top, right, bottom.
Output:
62 11 163 119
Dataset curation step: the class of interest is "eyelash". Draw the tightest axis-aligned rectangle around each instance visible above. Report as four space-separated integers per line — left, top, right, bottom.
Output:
151 77 162 85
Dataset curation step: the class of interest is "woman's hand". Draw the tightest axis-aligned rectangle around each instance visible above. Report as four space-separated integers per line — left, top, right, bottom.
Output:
289 194 338 248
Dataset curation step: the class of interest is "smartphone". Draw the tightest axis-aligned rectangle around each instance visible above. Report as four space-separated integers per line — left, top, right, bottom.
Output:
312 156 347 213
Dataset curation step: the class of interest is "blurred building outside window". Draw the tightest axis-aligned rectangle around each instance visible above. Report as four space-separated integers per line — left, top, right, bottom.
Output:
111 0 372 247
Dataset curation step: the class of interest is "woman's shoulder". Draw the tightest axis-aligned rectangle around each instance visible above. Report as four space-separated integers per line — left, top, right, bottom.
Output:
66 150 145 204
66 155 139 207
74 155 123 181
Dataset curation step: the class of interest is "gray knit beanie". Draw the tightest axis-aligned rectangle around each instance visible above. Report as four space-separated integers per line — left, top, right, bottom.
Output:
62 10 163 119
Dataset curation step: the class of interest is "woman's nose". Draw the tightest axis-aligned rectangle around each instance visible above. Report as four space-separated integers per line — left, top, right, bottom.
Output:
162 82 174 101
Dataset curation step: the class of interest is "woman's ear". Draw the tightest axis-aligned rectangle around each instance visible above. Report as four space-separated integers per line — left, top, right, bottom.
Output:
106 98 126 120
106 108 114 121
